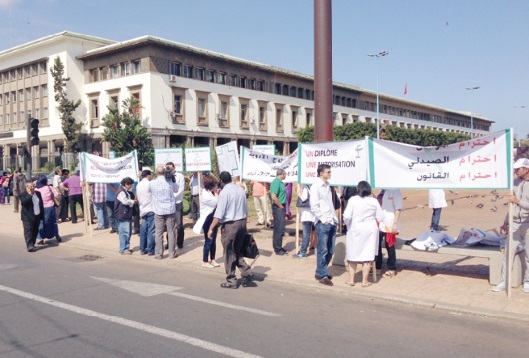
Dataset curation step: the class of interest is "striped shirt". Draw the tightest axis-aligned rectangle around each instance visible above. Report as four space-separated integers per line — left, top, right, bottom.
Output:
149 176 179 215
91 183 107 204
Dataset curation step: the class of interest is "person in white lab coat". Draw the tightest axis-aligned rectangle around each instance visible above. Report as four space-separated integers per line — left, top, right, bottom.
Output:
428 189 447 232
343 181 384 287
193 177 220 268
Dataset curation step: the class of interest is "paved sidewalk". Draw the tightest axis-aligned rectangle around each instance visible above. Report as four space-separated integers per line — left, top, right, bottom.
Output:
1 188 528 322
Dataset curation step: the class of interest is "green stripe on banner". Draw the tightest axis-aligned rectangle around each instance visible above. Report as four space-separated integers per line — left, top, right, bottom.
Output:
367 137 376 188
297 143 302 184
506 128 512 187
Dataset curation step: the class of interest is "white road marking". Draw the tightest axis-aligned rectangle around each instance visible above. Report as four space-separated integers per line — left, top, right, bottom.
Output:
0 284 263 358
167 291 281 317
91 276 281 317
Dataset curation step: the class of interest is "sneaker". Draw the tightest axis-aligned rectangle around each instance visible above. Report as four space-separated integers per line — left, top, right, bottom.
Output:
202 262 215 268
294 252 307 259
524 282 529 293
210 260 221 267
492 282 506 292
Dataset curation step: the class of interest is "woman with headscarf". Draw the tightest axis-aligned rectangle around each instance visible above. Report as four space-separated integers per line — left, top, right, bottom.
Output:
35 176 62 245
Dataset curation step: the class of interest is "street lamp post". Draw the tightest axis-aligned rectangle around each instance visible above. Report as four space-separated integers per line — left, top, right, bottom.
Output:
514 106 526 146
465 86 480 138
368 51 389 139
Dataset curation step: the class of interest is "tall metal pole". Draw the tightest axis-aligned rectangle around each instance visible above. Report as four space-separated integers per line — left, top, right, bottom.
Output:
314 0 333 143
26 114 32 182
368 51 389 139
465 86 480 138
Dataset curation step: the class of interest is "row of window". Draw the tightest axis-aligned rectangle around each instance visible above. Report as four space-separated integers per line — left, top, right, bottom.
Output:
89 60 142 82
0 107 48 125
0 61 47 84
0 85 48 105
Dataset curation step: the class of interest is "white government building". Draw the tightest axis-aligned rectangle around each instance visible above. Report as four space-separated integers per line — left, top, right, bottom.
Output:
0 31 493 170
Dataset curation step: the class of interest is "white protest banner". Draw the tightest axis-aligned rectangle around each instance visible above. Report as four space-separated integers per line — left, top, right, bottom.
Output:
252 144 276 156
240 147 298 183
185 147 212 172
79 150 139 183
298 139 367 186
215 141 241 176
154 148 183 172
368 129 512 189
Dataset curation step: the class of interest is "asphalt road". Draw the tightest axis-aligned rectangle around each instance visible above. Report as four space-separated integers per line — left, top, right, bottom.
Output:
0 232 526 358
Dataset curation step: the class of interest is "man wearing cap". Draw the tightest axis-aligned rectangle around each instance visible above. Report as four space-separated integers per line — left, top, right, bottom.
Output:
493 158 529 293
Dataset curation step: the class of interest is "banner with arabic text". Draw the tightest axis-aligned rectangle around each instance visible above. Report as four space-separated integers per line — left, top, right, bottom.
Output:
240 147 298 183
368 130 512 189
80 151 139 183
298 139 367 186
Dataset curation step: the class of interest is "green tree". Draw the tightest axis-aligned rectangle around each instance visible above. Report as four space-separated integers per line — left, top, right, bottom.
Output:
101 96 154 167
50 56 83 152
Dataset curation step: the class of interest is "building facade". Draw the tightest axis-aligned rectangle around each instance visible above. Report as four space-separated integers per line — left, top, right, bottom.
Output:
0 32 494 171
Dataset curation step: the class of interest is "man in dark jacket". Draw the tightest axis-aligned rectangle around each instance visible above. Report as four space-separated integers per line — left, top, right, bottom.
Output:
13 167 27 213
20 182 44 252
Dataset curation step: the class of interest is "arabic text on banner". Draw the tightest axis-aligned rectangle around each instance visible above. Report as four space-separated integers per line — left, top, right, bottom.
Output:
185 147 212 172
252 144 276 156
240 147 298 183
298 139 367 186
215 141 241 176
80 150 139 183
154 148 184 172
368 130 512 189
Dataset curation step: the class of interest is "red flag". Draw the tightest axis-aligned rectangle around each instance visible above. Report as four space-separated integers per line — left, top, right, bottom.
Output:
403 82 408 95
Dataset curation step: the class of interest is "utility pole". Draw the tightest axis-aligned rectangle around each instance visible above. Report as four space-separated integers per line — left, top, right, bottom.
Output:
314 0 333 143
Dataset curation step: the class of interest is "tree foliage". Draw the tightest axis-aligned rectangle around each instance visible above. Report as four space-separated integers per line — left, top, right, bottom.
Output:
50 56 83 152
101 96 154 167
298 122 470 146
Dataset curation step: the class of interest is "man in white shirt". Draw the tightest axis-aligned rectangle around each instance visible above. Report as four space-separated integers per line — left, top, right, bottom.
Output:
137 169 155 255
428 189 447 232
310 164 338 286
166 162 186 249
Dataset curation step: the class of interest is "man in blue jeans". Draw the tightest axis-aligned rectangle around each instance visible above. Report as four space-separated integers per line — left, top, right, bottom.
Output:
310 164 338 286
136 169 155 255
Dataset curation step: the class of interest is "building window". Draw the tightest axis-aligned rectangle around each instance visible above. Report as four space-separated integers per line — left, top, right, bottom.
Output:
0 94 2 105
34 87 40 99
207 70 216 83
32 64 38 76
274 83 281 94
297 88 304 99
172 93 184 124
12 91 16 103
240 103 248 129
17 68 23 79
197 97 207 125
231 75 239 87
42 85 48 97
35 109 40 119
26 88 31 100
306 111 312 126
218 72 226 85
282 85 289 96
131 91 141 117
122 62 131 76
13 112 17 123
196 68 205 81
91 99 99 119
249 79 256 90
258 105 267 131
19 89 24 101
291 109 298 130
258 80 265 92
101 67 109 80
40 61 47 73
90 69 99 82
184 65 193 78
276 107 283 132
110 65 119 79
43 107 48 119
290 87 296 97
5 92 10 104
170 62 181 76
132 60 141 74
10 70 15 80
25 66 31 77
219 97 229 128
110 95 119 112
240 77 247 88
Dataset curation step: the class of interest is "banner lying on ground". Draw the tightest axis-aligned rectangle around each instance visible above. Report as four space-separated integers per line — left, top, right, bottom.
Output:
215 141 241 176
240 147 298 183
185 147 212 172
80 150 139 183
368 130 512 189
154 149 183 172
298 139 367 186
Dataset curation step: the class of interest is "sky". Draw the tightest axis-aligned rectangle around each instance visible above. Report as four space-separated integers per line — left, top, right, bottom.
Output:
1 0 528 136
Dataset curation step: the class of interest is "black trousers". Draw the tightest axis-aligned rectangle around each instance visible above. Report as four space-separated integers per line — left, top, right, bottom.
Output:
22 217 41 251
60 193 69 221
375 231 397 270
69 194 83 223
272 205 286 253
221 219 250 284
175 202 184 248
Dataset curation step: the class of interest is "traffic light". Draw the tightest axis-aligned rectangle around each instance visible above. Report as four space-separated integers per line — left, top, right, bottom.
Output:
29 118 39 146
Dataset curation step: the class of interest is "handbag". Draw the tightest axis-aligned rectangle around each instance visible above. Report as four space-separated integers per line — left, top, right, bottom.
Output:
244 233 260 259
296 197 310 208
49 186 61 207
